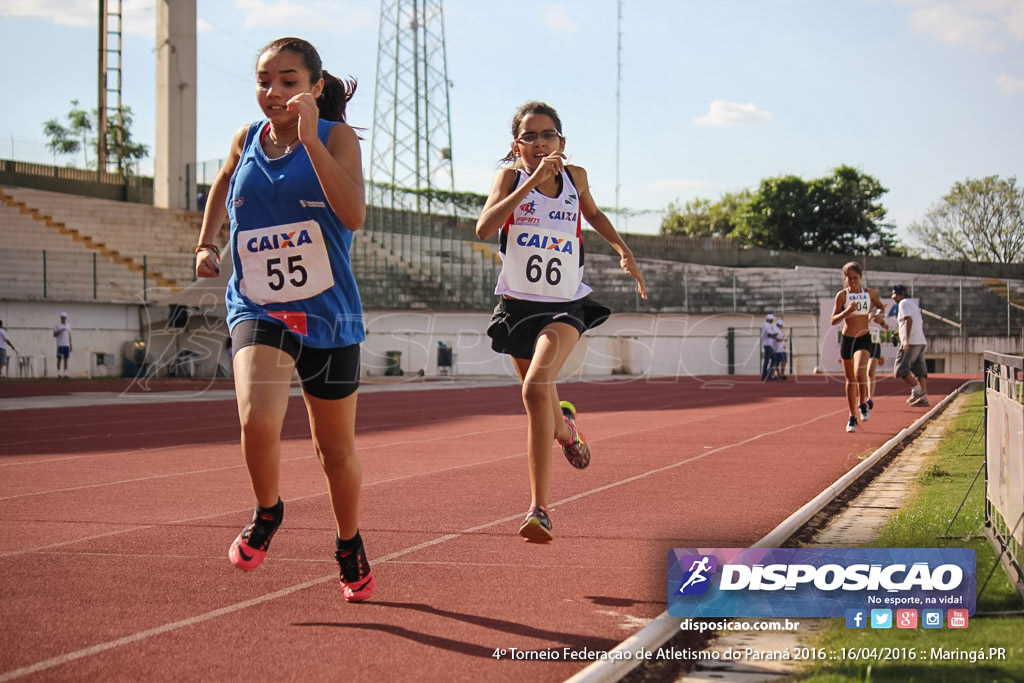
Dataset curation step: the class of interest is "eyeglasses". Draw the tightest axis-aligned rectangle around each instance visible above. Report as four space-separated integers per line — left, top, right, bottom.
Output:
517 130 562 144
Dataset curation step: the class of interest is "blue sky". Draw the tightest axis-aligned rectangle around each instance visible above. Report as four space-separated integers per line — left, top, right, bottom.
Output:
1 0 1022 244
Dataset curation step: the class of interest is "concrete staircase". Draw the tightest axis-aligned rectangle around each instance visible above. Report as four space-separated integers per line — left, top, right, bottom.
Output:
2 186 183 291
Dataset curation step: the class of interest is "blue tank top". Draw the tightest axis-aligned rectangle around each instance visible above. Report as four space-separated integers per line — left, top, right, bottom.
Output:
225 119 365 348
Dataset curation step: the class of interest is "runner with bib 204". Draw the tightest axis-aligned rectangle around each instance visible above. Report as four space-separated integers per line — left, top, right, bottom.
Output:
476 101 647 543
829 261 886 434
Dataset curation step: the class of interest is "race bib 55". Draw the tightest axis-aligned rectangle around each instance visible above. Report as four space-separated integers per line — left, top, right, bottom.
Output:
239 220 334 305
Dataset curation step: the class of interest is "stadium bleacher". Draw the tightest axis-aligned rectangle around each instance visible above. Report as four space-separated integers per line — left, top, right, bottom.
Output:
3 183 1021 341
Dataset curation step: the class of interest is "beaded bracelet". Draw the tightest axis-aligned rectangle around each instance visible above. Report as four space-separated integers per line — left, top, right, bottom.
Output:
195 243 221 259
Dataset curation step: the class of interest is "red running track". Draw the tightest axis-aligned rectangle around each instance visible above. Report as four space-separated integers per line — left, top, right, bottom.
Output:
0 374 972 682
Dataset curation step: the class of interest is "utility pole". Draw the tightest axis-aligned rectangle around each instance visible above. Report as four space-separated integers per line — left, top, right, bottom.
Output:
615 0 623 225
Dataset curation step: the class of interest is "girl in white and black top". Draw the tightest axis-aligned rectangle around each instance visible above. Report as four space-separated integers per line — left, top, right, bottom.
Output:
476 101 646 543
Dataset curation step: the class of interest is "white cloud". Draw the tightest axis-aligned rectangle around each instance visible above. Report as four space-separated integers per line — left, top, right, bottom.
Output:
650 179 721 192
909 2 1001 52
122 0 155 36
694 101 772 127
233 0 374 34
0 0 153 35
996 74 1024 93
544 5 579 32
0 0 93 26
903 0 1024 53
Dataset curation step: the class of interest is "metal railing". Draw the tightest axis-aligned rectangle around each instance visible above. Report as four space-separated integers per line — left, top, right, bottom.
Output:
0 247 157 302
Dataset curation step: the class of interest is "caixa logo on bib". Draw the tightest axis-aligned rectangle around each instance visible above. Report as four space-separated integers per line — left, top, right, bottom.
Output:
246 229 314 253
515 232 575 253
548 210 577 222
667 548 976 618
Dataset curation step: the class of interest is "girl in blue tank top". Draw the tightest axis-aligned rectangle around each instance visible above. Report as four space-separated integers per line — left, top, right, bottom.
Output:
476 101 648 544
194 37 373 602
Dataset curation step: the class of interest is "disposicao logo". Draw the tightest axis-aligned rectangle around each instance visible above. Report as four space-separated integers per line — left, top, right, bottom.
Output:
667 548 975 618
676 555 718 595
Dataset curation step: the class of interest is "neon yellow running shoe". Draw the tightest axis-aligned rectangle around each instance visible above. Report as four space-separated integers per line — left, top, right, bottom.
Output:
558 400 591 469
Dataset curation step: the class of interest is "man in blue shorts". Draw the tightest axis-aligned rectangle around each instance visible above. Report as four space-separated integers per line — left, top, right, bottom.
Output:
53 312 72 378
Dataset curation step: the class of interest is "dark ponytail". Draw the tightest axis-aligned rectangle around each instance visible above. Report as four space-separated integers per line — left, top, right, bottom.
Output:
319 70 356 123
258 37 356 122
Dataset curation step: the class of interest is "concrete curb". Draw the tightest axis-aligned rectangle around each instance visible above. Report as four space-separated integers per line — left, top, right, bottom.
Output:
563 380 979 683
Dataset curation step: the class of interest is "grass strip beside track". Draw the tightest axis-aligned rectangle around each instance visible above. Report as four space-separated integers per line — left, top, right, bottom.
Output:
800 389 1024 682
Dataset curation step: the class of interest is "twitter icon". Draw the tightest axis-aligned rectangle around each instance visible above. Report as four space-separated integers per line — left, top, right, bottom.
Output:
870 609 892 629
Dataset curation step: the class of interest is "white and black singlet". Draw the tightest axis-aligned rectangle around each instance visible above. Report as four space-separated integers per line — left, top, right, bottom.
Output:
495 169 592 302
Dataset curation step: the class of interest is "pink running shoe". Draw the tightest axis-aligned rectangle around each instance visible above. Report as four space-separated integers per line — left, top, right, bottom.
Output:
558 401 591 469
336 540 375 602
228 501 283 571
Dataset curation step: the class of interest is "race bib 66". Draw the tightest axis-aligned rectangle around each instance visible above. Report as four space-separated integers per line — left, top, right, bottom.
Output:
238 220 334 305
502 225 581 299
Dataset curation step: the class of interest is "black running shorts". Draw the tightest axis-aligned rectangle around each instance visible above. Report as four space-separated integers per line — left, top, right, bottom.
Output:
486 296 610 360
231 318 360 400
840 333 873 361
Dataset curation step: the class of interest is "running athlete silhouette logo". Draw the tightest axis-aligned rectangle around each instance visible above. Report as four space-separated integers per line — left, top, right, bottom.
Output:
678 554 718 595
519 200 537 215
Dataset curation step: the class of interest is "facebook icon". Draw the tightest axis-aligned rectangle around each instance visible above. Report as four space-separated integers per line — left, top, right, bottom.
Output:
845 609 866 628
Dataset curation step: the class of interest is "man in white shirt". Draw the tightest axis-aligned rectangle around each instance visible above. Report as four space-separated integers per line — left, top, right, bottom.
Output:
53 312 72 379
891 285 928 406
772 320 788 380
760 313 779 381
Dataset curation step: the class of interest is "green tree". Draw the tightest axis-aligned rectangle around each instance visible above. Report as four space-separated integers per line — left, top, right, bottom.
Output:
103 105 149 175
909 176 1024 263
41 100 149 174
42 99 92 166
733 166 903 256
733 174 816 250
660 189 751 237
809 165 901 255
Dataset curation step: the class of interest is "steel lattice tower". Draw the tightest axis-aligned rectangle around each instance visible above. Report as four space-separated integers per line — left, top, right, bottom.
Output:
370 0 455 211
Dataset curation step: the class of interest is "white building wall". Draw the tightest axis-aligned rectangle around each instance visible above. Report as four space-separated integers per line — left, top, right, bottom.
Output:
0 300 141 378
2 302 1018 380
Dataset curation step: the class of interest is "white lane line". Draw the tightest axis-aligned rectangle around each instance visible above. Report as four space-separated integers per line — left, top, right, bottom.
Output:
0 533 459 682
0 410 521 468
26 551 621 571
0 385 760 495
0 374 718 466
0 399 837 557
0 406 842 681
0 424 522 501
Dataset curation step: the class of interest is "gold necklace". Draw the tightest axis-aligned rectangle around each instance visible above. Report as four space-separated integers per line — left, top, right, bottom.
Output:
268 131 300 154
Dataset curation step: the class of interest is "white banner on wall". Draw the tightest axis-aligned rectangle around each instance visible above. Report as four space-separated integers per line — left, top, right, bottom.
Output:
986 387 1024 546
